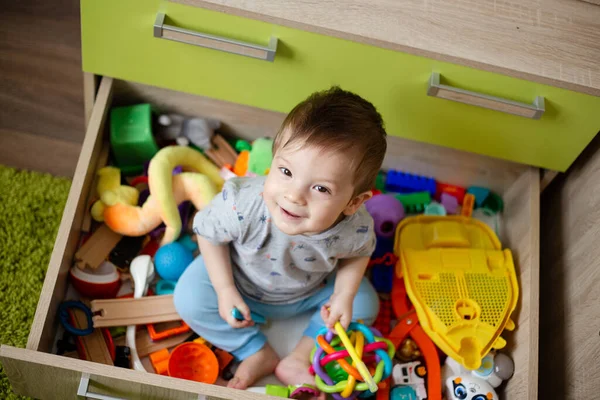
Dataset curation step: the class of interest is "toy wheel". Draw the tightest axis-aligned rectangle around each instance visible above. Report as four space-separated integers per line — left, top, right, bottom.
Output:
415 363 427 378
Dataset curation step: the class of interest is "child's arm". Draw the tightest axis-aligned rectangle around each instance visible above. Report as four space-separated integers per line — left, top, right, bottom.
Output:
320 256 370 329
197 236 254 328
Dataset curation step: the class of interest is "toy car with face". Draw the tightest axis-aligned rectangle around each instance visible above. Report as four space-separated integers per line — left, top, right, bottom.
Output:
444 375 497 400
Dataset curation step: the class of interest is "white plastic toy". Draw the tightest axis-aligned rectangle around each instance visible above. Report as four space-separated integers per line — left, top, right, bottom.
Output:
391 361 427 399
126 255 155 372
444 375 497 400
442 352 514 400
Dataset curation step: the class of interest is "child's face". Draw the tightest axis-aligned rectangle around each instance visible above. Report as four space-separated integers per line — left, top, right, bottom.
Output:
263 140 371 236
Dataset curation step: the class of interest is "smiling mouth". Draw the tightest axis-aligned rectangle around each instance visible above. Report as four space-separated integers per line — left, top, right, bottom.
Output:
280 206 302 219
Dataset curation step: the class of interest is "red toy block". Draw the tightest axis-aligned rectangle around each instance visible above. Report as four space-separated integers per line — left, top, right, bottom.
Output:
373 296 392 337
436 182 466 204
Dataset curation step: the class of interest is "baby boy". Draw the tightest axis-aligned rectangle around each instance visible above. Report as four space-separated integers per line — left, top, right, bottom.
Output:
174 86 388 392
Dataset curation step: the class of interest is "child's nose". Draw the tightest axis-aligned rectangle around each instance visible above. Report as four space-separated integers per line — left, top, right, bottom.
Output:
285 187 306 205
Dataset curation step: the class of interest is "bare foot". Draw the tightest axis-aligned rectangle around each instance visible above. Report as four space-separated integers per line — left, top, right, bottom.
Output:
227 344 279 390
275 353 315 387
275 336 325 400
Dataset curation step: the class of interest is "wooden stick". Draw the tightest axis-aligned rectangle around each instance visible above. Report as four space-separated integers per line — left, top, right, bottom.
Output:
206 134 238 167
74 224 122 269
213 134 238 161
91 295 180 327
71 307 113 365
206 150 226 168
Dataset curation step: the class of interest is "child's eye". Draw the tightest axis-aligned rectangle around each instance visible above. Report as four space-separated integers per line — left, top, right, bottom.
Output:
313 185 330 194
279 167 292 177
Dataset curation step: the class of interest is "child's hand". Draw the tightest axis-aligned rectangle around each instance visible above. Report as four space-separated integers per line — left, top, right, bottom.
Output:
217 286 254 328
321 291 354 330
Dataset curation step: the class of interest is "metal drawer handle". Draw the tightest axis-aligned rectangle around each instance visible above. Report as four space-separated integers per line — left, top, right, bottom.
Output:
154 13 278 62
77 373 124 400
427 72 545 119
78 372 208 400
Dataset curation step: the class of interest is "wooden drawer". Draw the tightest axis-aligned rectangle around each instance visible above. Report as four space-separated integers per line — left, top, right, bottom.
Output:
80 0 600 172
0 77 539 399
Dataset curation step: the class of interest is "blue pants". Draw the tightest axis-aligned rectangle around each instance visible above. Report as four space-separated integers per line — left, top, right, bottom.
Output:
173 256 380 360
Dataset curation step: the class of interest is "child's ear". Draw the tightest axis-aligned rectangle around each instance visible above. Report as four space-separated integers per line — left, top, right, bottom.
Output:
343 191 373 216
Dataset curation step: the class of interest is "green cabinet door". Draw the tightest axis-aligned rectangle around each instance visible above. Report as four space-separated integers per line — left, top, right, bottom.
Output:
81 0 600 171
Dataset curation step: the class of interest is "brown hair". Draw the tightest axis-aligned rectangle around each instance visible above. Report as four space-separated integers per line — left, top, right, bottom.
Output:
273 86 387 195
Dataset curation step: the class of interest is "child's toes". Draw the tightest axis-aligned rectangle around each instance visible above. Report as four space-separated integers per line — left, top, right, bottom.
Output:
227 376 249 390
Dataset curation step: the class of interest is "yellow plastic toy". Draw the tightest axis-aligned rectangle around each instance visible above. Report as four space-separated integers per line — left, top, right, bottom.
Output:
394 216 518 370
91 167 139 222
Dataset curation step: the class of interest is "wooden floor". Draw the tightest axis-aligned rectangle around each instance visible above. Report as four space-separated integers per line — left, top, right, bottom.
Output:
0 0 84 177
2 1 600 398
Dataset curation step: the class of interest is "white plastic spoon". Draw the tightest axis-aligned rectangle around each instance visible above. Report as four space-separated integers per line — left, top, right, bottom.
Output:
126 255 155 372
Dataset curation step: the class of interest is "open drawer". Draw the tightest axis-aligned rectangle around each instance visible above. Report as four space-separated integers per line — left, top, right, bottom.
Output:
0 77 539 399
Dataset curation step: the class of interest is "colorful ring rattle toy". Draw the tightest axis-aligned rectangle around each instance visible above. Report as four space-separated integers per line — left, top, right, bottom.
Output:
310 322 395 400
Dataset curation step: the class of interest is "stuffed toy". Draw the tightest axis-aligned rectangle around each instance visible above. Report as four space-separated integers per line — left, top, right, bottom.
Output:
93 147 224 245
233 137 273 177
156 113 220 150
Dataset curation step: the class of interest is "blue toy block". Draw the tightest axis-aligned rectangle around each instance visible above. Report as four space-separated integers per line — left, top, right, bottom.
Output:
467 186 491 207
385 170 436 196
370 264 393 294
372 237 394 259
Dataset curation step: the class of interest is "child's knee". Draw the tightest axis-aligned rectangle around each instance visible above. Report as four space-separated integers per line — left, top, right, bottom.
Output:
173 262 216 321
352 278 380 324
173 280 200 321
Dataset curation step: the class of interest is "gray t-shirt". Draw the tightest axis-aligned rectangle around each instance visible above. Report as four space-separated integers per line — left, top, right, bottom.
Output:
193 176 376 304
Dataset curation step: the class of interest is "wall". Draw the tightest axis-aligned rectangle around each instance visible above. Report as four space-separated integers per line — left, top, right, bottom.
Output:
0 1 84 177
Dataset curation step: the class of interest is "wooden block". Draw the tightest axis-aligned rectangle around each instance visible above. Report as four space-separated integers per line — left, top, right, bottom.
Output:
114 328 192 358
91 295 180 327
213 134 238 161
206 134 237 167
71 307 113 365
74 224 122 269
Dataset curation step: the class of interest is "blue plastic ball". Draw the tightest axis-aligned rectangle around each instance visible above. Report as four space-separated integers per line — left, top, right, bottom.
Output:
154 242 194 281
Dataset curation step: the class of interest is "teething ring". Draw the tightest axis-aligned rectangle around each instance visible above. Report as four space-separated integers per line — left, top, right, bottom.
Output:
311 323 396 400
317 335 363 381
341 331 364 397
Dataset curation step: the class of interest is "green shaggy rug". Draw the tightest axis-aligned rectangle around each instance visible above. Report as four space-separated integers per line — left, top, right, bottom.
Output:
0 165 70 399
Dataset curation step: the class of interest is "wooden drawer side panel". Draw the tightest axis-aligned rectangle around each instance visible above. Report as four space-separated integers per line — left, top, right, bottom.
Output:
502 168 540 399
26 78 114 353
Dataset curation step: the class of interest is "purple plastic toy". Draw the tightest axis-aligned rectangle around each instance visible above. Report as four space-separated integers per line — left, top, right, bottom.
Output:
441 192 459 214
365 194 405 239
